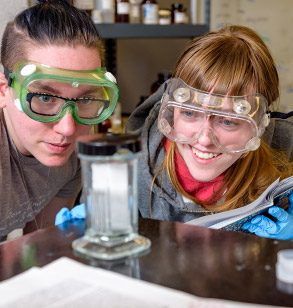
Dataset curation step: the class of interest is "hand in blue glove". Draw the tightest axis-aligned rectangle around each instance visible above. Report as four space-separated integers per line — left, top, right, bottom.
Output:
242 193 293 240
55 203 86 225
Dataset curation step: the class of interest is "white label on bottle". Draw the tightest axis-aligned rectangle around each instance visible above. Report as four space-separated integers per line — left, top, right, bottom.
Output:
92 162 129 231
117 2 130 14
174 12 185 24
102 0 114 10
74 0 94 10
131 5 140 18
142 4 158 24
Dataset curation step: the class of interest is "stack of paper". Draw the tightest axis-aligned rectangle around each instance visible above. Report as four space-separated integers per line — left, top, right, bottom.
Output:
0 257 284 308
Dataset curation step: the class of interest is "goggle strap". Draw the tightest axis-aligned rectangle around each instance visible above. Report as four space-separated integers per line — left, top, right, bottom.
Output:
270 111 293 119
3 67 13 87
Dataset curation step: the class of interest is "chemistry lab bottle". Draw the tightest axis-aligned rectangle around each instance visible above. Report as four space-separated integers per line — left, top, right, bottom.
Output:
129 0 142 24
74 0 94 16
171 3 186 24
141 0 158 24
101 0 115 23
115 0 130 23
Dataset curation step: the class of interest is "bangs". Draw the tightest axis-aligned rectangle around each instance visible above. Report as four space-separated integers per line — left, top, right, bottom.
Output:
175 37 257 96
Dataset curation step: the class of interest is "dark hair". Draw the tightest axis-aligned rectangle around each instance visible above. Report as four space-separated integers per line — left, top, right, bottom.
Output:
1 0 104 71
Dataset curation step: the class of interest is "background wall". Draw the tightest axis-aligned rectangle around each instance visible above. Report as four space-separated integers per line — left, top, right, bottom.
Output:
210 0 293 113
1 0 292 113
0 0 27 62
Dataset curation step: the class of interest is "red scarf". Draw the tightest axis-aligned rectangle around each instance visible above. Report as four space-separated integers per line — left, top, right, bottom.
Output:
164 138 225 203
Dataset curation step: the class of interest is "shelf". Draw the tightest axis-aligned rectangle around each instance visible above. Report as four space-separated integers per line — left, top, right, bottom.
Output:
96 24 209 39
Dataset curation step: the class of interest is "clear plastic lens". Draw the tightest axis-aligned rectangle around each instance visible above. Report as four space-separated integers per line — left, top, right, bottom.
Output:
171 105 254 151
158 78 268 153
175 107 247 131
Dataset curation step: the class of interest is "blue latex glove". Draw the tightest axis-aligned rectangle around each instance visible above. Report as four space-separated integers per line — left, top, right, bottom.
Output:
55 203 86 225
242 193 293 240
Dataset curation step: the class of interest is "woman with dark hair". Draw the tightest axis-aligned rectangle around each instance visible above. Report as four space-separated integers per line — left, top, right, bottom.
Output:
0 0 119 240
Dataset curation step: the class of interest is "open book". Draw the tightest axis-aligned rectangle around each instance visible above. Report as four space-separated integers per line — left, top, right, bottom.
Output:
186 176 293 232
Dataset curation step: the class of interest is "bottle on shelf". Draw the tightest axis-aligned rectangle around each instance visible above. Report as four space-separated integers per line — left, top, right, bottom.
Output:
129 0 142 24
150 72 171 94
92 9 103 23
73 0 94 16
171 3 186 24
110 101 122 134
158 8 172 25
98 118 112 133
141 0 159 25
115 0 130 23
100 0 115 23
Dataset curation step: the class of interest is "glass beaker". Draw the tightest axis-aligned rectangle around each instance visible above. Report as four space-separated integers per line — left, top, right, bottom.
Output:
72 133 151 260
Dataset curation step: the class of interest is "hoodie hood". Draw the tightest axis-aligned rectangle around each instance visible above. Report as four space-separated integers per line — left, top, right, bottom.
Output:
125 83 165 135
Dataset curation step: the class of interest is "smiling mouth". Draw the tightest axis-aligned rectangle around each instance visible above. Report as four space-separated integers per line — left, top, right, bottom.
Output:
192 148 220 159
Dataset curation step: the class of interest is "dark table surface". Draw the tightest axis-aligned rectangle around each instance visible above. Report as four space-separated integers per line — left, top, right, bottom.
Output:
0 218 293 307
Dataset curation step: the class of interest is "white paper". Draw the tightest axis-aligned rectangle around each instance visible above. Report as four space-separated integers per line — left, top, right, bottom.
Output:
0 257 282 308
186 176 293 230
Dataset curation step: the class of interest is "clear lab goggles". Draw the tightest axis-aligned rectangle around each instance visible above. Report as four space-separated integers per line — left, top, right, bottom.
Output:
5 60 119 125
158 78 270 154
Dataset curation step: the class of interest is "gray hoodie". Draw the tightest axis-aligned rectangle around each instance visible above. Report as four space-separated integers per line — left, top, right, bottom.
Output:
125 84 212 222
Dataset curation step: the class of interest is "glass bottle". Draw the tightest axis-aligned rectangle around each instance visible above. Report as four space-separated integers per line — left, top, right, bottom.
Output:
92 9 103 23
171 3 186 24
141 0 158 24
158 8 171 25
101 0 115 23
129 0 142 24
115 0 130 23
74 0 94 16
98 119 112 133
72 133 151 260
110 101 122 134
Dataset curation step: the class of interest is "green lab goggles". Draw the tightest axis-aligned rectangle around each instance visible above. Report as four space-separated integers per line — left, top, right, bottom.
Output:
5 60 119 125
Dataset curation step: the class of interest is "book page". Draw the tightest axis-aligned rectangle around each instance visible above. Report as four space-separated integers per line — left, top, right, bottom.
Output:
0 257 280 308
186 176 293 230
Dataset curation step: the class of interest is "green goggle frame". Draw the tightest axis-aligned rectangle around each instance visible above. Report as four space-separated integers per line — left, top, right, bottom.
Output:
5 60 119 125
